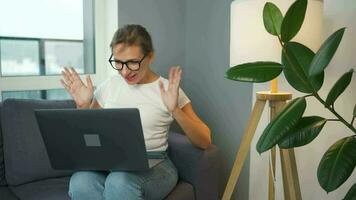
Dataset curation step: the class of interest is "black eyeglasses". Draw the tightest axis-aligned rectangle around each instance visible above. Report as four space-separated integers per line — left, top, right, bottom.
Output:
108 54 146 71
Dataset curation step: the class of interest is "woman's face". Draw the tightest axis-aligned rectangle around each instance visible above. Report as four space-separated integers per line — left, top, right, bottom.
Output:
112 43 154 85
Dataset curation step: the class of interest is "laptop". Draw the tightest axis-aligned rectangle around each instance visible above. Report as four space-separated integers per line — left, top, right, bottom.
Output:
34 108 164 171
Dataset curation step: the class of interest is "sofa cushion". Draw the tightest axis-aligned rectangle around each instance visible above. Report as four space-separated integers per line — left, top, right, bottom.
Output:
0 186 18 200
164 181 195 200
1 99 76 186
168 132 221 200
10 176 70 200
0 103 7 186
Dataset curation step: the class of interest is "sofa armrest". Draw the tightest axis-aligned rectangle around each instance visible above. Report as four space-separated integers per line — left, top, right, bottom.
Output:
167 132 220 200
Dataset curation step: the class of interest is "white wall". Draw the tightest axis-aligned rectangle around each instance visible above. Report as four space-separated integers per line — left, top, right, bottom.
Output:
249 0 356 199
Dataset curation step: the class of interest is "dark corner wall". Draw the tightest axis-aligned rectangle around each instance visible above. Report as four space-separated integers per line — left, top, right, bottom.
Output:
117 0 252 199
184 1 252 199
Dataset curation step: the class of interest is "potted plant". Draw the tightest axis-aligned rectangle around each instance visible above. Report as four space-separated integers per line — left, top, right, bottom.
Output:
225 0 356 198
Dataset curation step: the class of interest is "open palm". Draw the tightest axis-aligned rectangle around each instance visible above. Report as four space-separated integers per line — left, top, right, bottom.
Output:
159 66 182 112
60 67 93 108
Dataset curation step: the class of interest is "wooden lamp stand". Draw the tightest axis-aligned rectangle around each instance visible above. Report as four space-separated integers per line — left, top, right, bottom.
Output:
222 91 302 200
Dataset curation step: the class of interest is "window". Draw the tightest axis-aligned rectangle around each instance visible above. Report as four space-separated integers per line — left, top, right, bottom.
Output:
2 90 42 100
0 39 40 76
44 40 85 75
46 89 72 100
1 89 71 101
0 0 94 76
0 0 116 101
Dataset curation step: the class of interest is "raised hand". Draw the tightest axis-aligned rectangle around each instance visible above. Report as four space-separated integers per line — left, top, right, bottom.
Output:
60 67 93 108
159 66 182 113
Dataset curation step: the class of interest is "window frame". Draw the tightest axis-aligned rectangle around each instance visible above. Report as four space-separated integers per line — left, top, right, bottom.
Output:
0 36 85 77
0 0 118 100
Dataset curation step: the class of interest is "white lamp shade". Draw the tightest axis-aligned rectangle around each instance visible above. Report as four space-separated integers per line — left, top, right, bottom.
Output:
230 0 323 67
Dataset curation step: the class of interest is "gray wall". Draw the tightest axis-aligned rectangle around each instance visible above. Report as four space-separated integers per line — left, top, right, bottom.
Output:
117 0 253 199
184 1 252 199
117 0 186 78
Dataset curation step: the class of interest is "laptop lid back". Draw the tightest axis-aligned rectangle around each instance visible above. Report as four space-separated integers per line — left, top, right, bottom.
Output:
34 108 149 171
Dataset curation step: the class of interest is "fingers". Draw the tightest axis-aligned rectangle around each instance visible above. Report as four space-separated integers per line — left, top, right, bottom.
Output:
63 67 74 83
173 66 182 85
158 80 165 94
168 67 174 86
62 67 87 88
60 79 70 91
61 71 71 85
86 75 93 91
168 66 182 86
70 67 81 81
168 66 182 90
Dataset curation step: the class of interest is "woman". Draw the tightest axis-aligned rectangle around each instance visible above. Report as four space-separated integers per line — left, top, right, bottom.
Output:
61 24 211 200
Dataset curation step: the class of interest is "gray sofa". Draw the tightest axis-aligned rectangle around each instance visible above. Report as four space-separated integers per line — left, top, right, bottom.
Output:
0 99 221 200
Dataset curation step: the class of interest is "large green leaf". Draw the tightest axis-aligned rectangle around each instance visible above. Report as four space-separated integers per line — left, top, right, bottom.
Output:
263 2 283 36
309 28 346 76
226 62 283 83
281 0 307 42
282 42 324 93
318 136 356 192
278 116 326 148
344 183 356 200
256 97 306 154
325 69 353 107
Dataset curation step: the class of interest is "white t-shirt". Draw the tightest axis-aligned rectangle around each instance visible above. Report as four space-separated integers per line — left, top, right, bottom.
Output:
94 75 191 152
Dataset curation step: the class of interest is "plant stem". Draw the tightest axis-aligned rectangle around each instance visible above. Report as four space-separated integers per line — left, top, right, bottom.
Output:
314 93 356 134
277 36 317 94
275 35 356 134
352 117 355 126
277 36 284 47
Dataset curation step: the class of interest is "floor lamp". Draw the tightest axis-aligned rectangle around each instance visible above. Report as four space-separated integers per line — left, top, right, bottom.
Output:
222 0 323 199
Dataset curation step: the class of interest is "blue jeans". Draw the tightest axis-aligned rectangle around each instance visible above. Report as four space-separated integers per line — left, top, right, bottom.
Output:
68 156 178 200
